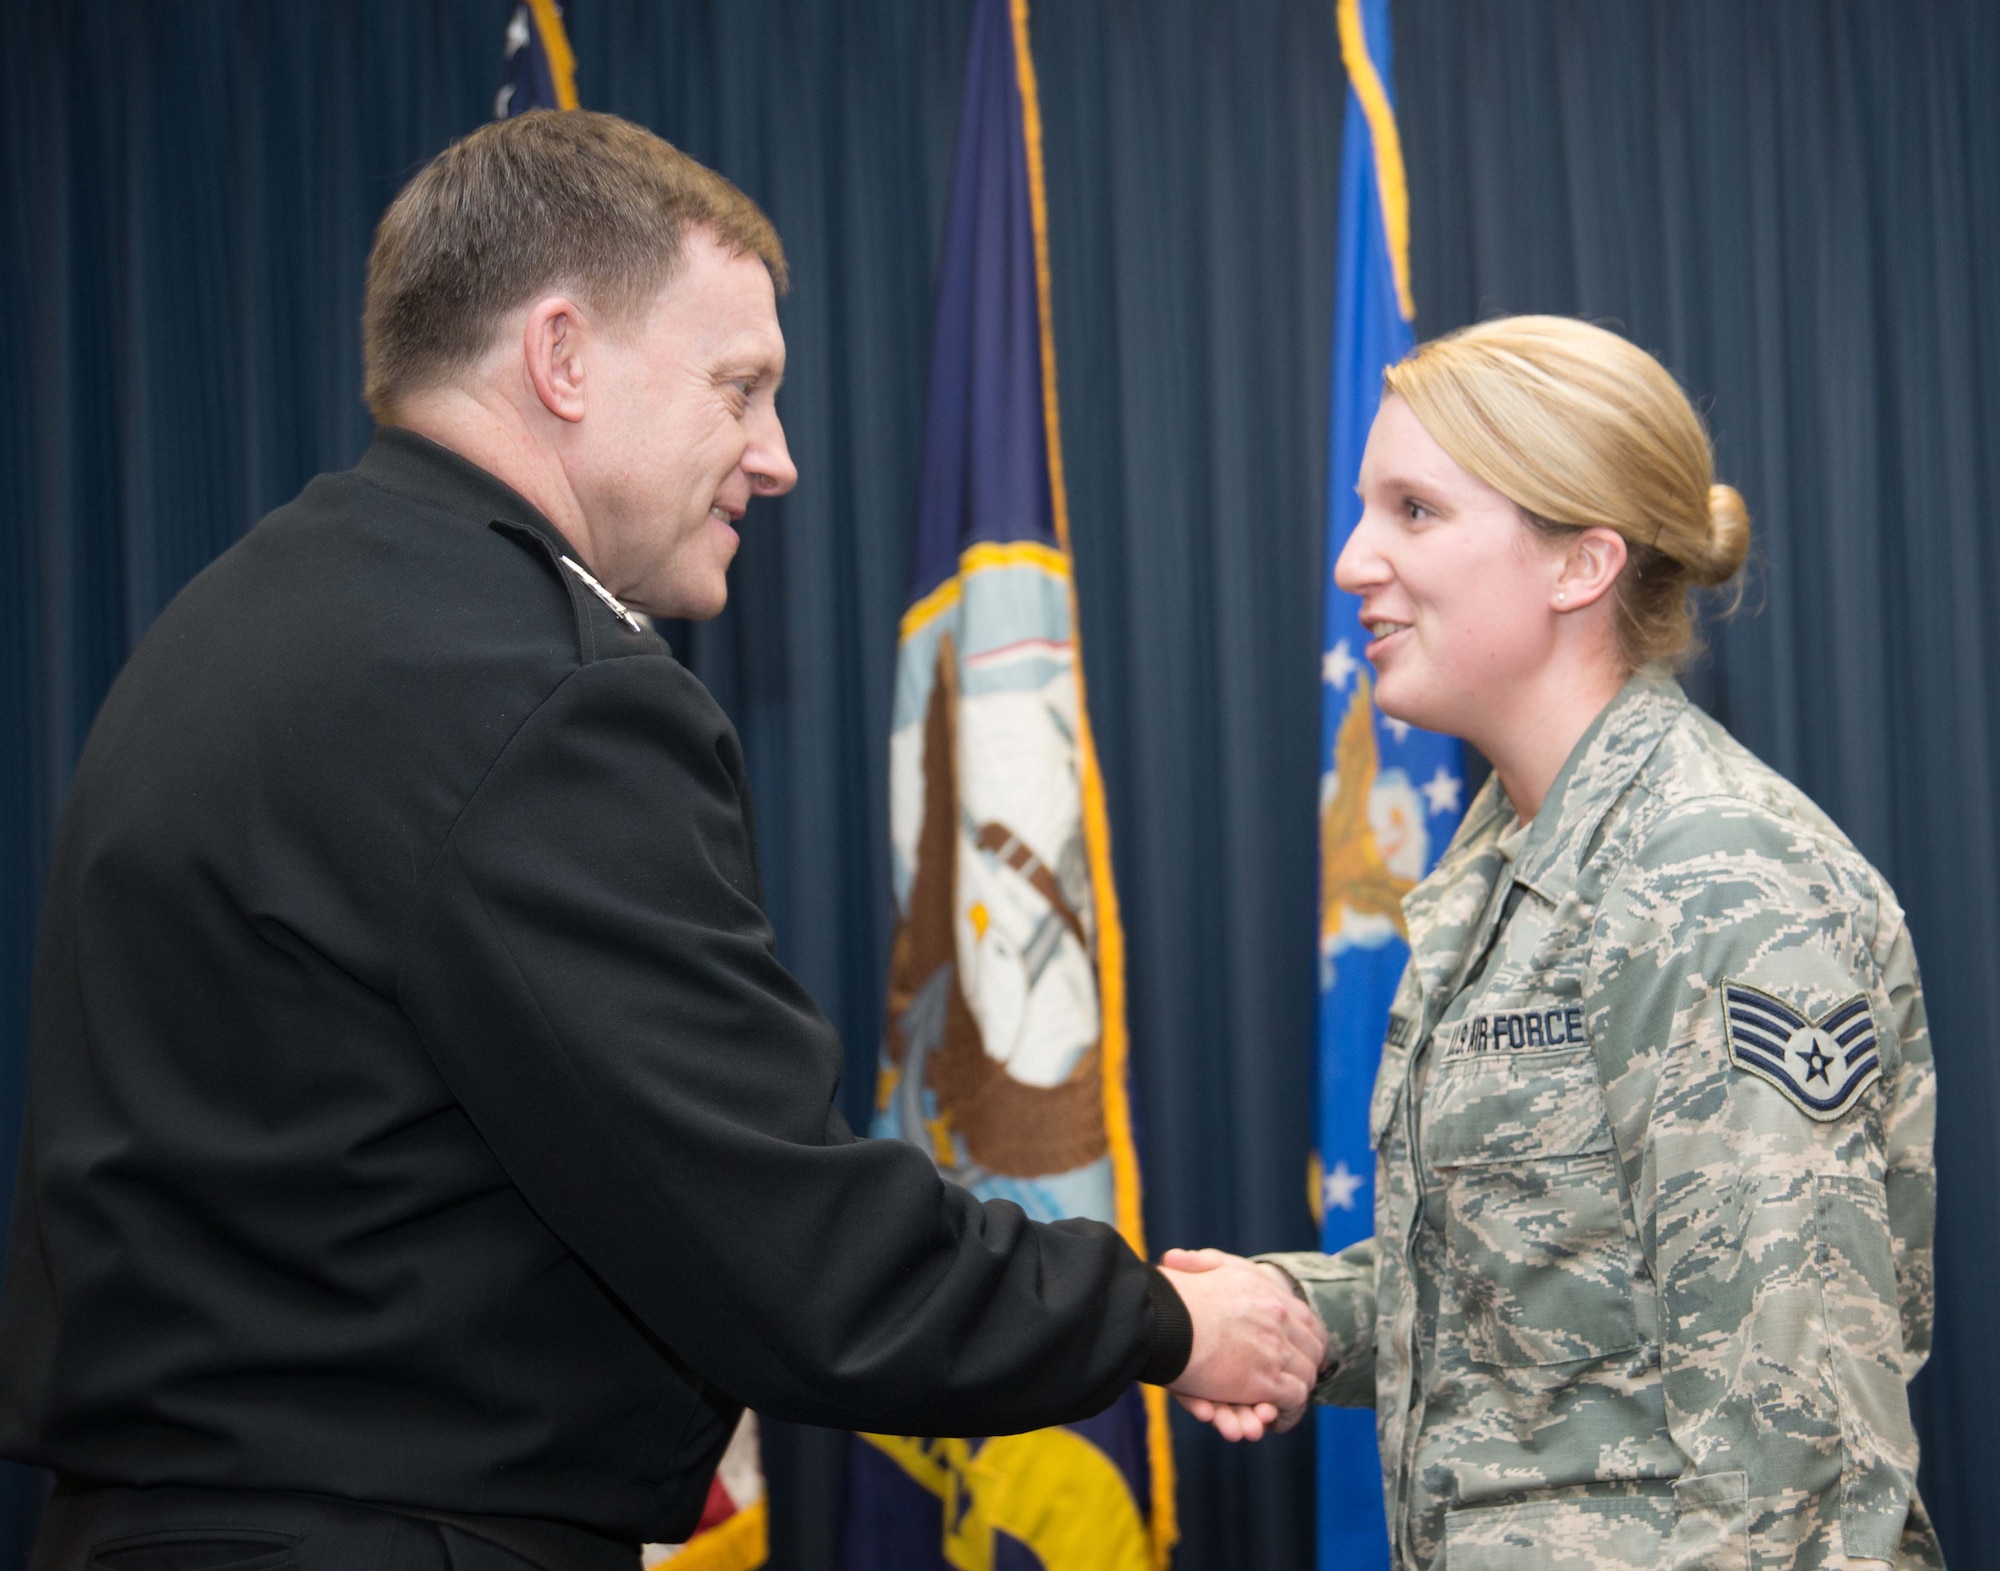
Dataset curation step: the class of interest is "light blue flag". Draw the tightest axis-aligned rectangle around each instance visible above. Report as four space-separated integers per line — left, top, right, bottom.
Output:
1315 2 1465 1567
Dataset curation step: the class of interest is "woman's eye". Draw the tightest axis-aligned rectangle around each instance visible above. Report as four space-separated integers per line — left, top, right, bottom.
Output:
1404 499 1431 521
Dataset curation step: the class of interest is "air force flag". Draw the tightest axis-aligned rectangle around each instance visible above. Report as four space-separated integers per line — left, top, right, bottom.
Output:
1313 3 1465 1570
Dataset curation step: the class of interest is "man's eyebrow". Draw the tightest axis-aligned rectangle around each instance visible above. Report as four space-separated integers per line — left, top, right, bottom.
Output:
719 345 784 386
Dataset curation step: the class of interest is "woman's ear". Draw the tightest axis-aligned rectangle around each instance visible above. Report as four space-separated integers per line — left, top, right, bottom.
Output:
1552 526 1628 611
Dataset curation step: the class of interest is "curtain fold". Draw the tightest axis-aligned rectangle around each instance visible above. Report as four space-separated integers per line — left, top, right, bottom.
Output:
4 3 1996 1567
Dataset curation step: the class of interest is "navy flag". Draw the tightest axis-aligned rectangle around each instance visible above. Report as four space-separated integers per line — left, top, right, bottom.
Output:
845 0 1174 1566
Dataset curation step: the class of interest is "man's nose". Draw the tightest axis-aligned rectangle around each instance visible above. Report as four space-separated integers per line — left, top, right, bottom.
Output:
746 412 799 498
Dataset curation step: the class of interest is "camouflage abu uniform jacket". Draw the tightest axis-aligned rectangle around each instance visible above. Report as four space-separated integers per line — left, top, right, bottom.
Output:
1266 672 1940 1571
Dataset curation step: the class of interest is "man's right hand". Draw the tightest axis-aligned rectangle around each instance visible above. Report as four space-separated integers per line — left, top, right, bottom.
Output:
1157 1247 1327 1442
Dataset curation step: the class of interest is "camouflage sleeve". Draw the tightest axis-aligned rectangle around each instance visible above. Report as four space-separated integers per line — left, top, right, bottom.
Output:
1254 1241 1377 1407
1585 804 1934 1568
1878 922 1937 1381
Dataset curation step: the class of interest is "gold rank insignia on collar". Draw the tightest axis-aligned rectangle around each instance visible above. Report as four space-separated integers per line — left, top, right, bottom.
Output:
560 555 643 633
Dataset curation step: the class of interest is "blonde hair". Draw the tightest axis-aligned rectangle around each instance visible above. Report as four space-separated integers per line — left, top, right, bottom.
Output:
363 111 787 422
1383 315 1749 670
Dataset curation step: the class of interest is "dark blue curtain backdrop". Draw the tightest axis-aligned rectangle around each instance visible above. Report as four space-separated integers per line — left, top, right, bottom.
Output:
4 3 1996 1568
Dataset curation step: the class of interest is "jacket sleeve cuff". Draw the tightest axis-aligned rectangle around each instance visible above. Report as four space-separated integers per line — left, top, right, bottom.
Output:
1137 1265 1193 1386
1255 1242 1379 1407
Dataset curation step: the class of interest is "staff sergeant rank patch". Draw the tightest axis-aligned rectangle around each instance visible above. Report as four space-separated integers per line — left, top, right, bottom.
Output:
1722 981 1882 1121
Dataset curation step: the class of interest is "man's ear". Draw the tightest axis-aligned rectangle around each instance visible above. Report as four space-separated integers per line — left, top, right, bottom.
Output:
1553 525 1628 611
523 297 588 424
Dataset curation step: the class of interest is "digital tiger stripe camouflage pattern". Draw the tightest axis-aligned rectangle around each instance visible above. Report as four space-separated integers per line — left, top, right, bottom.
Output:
1265 671 1941 1570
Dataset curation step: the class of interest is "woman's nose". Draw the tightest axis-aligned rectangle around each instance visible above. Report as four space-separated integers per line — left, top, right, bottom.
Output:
1333 511 1389 595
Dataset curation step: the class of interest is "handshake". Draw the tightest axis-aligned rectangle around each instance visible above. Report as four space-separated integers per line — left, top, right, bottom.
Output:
1157 1247 1327 1442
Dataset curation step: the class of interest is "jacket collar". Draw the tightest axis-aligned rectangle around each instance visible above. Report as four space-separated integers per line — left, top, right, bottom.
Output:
1399 668 1686 1015
355 426 577 561
1510 667 1687 902
1400 779 1515 1019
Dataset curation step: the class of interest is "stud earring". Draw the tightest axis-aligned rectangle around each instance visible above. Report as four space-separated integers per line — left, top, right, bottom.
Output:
1554 591 1568 606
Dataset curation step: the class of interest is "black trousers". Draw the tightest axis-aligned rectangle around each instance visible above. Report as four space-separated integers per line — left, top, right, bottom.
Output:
29 1484 641 1571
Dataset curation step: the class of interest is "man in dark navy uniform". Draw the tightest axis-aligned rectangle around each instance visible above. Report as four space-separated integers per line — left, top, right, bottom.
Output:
0 112 1321 1571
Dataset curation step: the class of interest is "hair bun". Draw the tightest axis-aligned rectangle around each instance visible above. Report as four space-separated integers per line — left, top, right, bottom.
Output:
1694 483 1751 588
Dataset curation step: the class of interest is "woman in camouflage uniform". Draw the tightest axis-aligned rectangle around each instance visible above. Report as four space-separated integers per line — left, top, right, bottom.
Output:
1191 317 1940 1569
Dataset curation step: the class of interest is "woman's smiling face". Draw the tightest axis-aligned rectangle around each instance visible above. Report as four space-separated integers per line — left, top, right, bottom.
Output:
1334 392 1567 741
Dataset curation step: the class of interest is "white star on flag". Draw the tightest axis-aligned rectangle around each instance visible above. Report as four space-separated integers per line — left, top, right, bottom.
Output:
1323 1158 1365 1212
1420 766 1462 816
1383 716 1411 743
1321 639 1358 691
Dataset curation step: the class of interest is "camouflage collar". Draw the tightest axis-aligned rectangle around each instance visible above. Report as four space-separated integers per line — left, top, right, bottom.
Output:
1405 764 1512 924
1399 670 1686 1009
1399 777 1516 1014
1509 667 1688 901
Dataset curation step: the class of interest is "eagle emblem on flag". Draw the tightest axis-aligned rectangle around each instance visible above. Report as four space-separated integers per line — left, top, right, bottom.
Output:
1721 982 1883 1121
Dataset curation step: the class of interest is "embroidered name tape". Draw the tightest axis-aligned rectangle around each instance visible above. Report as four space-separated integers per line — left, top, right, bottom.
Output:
1722 981 1882 1122
1439 1003 1586 1061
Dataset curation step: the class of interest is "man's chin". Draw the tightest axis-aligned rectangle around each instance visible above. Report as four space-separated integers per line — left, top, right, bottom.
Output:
637 577 730 622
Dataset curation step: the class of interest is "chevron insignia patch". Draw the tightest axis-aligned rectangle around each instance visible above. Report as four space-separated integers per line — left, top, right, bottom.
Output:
1722 981 1883 1122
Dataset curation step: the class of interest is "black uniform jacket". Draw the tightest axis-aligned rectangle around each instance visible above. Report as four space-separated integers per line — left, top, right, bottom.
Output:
0 430 1189 1545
